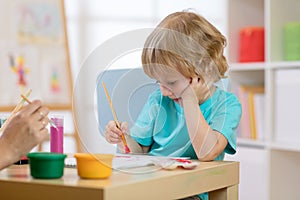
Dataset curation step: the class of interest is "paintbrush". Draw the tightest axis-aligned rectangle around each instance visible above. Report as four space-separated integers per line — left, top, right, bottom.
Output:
102 81 131 154
0 89 32 132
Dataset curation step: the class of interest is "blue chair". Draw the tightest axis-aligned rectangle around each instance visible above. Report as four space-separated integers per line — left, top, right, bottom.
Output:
96 67 229 134
96 68 158 134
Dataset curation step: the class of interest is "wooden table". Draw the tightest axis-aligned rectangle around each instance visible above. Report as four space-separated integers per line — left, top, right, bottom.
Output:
0 161 239 200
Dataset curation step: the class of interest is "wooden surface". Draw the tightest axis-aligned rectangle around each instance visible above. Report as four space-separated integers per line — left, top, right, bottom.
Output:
0 161 239 200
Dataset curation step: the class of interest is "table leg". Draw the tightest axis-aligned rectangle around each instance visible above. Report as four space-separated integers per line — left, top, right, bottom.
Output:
209 184 238 200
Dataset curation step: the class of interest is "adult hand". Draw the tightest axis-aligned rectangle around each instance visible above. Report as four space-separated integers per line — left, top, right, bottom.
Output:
0 100 49 169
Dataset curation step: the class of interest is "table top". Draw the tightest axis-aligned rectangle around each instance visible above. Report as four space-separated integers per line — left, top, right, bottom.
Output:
0 161 239 200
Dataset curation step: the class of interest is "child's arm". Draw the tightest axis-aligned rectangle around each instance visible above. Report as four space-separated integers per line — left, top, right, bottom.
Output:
121 134 150 154
181 78 228 161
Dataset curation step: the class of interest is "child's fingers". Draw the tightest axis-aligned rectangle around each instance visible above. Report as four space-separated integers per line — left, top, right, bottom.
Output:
105 121 125 144
120 122 128 134
110 135 122 143
106 129 122 144
107 121 123 135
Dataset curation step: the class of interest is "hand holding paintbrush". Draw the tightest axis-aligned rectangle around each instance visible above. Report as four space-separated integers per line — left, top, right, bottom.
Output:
0 93 49 170
20 94 57 129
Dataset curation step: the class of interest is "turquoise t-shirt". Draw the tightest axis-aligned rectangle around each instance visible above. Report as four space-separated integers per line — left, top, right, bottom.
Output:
130 87 242 200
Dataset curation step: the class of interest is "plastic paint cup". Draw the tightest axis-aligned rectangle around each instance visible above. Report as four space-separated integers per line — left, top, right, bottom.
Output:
27 152 67 179
50 115 64 153
74 153 114 179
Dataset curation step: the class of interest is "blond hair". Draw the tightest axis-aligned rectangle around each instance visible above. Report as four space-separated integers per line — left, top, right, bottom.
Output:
142 11 228 87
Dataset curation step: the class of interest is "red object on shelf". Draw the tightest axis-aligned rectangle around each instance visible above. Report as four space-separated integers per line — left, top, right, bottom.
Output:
239 27 265 62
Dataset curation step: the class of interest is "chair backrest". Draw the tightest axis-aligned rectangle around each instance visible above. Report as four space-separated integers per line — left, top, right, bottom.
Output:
96 68 230 134
96 68 158 133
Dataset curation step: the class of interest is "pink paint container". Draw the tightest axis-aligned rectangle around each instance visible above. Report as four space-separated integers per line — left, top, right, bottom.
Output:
50 116 64 153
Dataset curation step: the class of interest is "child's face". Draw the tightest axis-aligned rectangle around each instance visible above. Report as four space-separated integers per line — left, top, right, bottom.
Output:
154 68 190 102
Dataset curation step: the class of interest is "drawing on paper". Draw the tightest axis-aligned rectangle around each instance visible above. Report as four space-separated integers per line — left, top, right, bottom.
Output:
50 69 61 93
9 54 30 90
15 1 63 44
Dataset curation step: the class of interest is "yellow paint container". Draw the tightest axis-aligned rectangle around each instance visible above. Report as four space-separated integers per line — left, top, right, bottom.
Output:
74 153 114 179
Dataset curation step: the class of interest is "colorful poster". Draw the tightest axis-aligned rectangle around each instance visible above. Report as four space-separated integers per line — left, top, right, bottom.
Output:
14 0 64 44
0 44 40 105
0 0 71 108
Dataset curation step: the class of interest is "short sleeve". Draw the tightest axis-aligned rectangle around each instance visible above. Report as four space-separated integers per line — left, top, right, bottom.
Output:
130 89 162 146
210 94 242 154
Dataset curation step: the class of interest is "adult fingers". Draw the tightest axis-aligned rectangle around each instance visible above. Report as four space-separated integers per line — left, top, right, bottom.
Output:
37 106 50 119
39 118 50 131
18 100 42 117
25 106 50 123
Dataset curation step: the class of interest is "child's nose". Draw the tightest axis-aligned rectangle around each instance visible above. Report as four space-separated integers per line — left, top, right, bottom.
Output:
160 85 172 96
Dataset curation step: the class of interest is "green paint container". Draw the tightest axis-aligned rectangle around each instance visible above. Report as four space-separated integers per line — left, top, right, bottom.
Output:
284 22 300 61
27 152 67 179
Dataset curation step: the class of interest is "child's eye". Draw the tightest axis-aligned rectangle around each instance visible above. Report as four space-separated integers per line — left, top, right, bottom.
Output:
167 81 176 86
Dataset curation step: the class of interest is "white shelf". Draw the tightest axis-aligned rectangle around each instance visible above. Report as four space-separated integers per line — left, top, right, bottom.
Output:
270 61 300 69
227 0 300 199
270 141 300 153
237 138 266 149
230 61 300 71
229 62 266 71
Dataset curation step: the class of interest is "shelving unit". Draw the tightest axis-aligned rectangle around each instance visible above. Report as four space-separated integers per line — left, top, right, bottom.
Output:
225 0 300 199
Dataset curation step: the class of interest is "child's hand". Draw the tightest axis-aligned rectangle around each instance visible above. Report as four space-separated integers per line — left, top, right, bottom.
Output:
104 121 128 144
181 77 210 104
